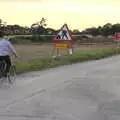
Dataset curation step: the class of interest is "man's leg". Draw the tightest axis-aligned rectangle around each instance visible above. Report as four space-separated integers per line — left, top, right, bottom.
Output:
4 56 11 77
0 56 3 78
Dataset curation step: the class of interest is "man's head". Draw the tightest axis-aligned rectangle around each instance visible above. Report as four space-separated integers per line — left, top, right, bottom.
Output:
0 31 4 38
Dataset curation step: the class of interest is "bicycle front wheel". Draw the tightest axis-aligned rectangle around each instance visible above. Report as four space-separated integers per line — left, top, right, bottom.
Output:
8 65 16 84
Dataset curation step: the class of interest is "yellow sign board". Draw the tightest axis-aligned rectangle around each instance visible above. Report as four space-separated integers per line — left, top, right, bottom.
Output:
55 43 69 49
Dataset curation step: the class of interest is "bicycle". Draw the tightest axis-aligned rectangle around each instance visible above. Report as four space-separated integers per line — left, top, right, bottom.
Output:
0 57 17 84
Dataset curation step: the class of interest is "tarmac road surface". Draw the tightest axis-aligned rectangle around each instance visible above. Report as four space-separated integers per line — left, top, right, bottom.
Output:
0 55 120 120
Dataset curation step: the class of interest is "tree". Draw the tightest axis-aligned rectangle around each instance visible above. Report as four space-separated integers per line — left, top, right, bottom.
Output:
83 27 99 36
0 19 7 27
31 17 47 42
72 29 81 34
0 19 2 27
45 28 56 35
0 19 7 33
31 17 47 34
111 23 120 33
100 23 113 36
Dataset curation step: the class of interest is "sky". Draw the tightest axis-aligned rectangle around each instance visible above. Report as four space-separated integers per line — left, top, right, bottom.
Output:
0 0 120 31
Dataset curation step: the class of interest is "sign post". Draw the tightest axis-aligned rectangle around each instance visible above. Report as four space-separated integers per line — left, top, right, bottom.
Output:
51 24 73 57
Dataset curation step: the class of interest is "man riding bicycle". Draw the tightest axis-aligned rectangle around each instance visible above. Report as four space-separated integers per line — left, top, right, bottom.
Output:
0 31 19 77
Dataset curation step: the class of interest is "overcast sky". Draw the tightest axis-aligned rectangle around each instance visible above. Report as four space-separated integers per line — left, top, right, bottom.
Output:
0 0 119 30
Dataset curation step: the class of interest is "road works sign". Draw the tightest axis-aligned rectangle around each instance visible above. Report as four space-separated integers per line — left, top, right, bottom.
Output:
52 24 72 42
51 24 73 57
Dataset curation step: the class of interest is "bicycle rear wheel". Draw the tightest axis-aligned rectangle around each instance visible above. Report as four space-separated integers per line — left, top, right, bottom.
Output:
0 61 7 83
8 65 16 84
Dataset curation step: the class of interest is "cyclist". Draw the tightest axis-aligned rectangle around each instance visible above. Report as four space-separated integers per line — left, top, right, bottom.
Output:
0 31 19 77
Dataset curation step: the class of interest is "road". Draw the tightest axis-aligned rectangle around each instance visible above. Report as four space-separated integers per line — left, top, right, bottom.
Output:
0 55 120 120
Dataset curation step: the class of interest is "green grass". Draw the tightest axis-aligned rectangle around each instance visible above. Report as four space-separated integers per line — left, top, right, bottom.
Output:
16 47 120 74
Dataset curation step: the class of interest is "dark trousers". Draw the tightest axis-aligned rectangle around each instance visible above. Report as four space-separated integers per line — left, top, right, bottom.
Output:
0 55 11 73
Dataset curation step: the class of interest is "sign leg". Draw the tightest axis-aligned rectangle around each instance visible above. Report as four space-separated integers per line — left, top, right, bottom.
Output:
57 48 60 56
51 46 56 58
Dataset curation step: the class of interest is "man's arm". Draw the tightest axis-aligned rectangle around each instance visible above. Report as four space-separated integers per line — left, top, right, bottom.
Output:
7 41 18 57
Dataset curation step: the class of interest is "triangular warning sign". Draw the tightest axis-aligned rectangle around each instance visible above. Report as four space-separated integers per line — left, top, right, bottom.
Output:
52 24 72 42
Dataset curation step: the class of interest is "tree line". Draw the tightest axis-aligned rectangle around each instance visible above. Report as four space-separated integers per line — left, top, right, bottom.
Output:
0 18 120 36
0 18 56 35
82 23 120 36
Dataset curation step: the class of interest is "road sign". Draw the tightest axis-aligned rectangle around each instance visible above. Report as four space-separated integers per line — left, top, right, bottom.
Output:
55 43 72 49
52 24 72 42
114 33 120 40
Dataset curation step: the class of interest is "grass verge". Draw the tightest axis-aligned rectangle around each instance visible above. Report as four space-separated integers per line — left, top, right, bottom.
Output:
16 47 120 74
